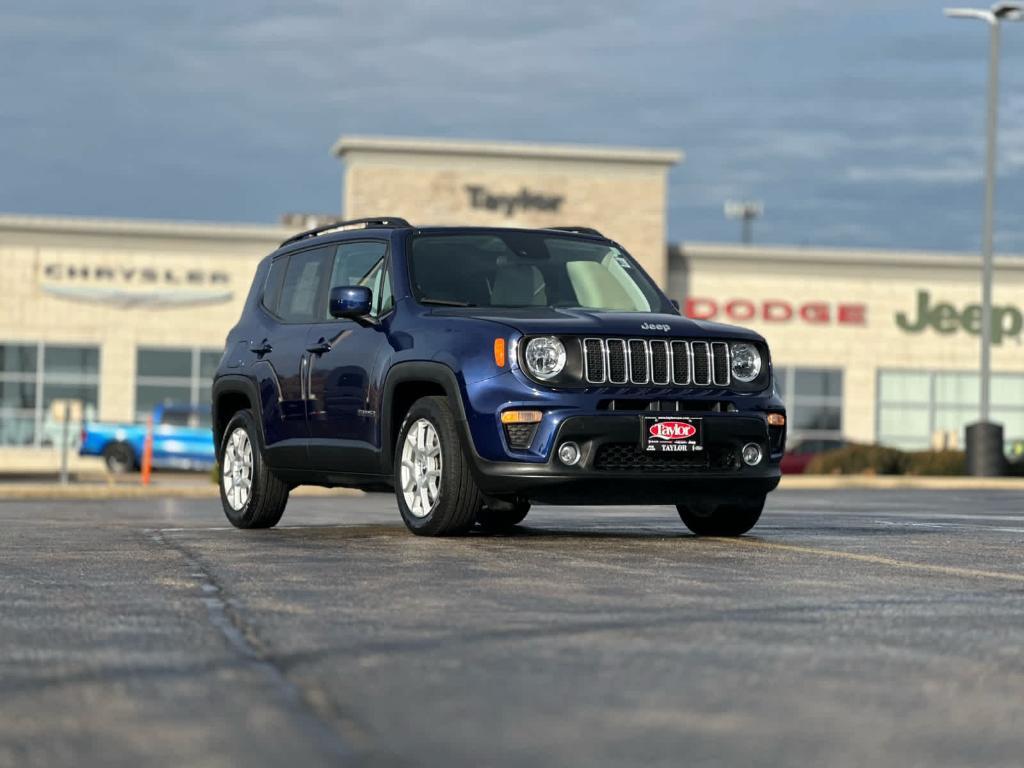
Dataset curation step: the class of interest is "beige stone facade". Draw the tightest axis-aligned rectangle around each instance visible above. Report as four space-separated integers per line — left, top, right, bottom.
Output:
334 136 681 286
675 243 1024 446
0 214 289 470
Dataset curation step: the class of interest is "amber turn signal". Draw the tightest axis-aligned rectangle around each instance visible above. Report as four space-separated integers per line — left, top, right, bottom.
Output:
767 413 786 427
500 410 543 425
493 337 506 367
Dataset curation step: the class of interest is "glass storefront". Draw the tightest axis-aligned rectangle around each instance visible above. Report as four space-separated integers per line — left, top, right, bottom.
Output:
775 367 844 444
0 342 100 446
134 346 221 424
877 370 1024 451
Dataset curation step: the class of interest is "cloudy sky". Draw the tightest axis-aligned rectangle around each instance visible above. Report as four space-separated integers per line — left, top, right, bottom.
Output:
2 0 1023 251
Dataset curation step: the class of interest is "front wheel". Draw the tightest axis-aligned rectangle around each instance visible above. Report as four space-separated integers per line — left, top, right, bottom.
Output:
219 409 289 529
676 496 765 537
394 396 483 536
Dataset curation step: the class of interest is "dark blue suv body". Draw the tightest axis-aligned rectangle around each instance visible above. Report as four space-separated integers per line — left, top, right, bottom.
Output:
212 218 786 536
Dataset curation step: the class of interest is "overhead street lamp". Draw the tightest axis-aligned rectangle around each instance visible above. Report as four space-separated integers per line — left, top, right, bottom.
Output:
724 201 764 245
944 2 1022 475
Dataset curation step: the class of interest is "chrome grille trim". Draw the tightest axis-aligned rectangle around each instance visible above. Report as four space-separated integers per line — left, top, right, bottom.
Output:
583 338 606 384
627 339 649 384
711 341 731 386
580 337 731 387
606 339 628 384
691 341 711 386
650 340 670 385
671 341 690 385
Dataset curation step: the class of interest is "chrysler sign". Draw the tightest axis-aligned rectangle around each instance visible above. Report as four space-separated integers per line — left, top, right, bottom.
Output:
39 262 233 308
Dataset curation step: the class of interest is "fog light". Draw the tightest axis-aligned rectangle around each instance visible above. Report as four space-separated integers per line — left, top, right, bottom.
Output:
741 443 763 466
558 441 581 466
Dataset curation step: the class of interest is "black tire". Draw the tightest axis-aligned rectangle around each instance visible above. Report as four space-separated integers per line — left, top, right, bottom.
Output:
476 501 530 532
102 442 137 474
218 409 289 529
394 396 483 536
676 496 765 537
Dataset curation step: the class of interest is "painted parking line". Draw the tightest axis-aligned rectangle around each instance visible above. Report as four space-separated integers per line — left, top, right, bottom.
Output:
875 520 1024 534
717 537 1024 584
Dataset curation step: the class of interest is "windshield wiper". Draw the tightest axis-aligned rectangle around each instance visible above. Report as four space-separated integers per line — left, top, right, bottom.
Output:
419 298 477 307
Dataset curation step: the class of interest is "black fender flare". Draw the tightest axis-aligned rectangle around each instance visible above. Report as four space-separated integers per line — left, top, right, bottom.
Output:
379 361 472 473
211 374 266 451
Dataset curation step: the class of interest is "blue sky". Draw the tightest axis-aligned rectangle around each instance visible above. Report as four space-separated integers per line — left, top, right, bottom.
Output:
2 0 1023 251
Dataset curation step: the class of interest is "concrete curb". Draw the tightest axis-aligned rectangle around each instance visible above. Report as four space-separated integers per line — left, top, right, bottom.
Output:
780 475 1024 490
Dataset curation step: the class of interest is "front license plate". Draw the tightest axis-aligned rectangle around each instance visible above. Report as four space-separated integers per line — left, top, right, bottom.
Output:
641 416 703 453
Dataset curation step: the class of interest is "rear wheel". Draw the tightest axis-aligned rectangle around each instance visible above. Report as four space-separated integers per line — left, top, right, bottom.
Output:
394 396 482 536
102 442 136 474
219 409 289 529
676 496 765 537
476 501 530 532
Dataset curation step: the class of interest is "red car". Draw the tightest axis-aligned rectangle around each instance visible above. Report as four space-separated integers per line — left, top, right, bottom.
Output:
780 439 846 474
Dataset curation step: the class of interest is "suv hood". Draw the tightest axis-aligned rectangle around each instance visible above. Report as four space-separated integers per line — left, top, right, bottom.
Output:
431 307 763 341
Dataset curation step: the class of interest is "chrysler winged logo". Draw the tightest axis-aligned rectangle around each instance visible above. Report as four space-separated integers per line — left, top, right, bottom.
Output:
641 322 671 332
39 263 233 308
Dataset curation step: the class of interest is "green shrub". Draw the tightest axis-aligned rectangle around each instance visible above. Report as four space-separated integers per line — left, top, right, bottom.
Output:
805 444 908 475
905 450 966 476
804 444 967 475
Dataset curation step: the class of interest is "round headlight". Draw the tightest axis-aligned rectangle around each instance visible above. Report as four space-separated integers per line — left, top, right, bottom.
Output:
524 337 566 380
730 342 762 383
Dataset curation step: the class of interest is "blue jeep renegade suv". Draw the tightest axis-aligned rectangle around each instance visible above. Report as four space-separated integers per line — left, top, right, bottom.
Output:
212 217 786 536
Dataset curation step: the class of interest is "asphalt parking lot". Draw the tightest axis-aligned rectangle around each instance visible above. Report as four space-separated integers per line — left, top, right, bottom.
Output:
2 489 1024 768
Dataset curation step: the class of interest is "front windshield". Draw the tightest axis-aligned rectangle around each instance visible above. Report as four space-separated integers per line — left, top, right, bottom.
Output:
409 232 672 313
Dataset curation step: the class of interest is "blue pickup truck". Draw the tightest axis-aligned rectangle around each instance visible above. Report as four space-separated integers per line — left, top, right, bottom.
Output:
80 404 216 473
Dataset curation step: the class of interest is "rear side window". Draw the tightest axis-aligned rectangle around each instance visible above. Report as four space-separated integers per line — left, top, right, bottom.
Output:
278 248 330 323
261 257 287 314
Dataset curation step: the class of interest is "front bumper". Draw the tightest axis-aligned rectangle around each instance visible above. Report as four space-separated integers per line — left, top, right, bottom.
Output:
463 412 782 505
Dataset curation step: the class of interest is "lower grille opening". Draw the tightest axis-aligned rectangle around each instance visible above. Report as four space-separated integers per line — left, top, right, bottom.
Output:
593 443 740 472
504 423 538 450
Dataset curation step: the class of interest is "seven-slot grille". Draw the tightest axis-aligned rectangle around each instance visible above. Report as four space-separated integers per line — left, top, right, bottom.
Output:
583 338 732 386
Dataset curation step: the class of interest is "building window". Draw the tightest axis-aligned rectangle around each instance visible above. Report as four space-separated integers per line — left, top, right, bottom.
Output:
775 367 844 443
878 369 1024 451
0 342 100 447
135 347 221 424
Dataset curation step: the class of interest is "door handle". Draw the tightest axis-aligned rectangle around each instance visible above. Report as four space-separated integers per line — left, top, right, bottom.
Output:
250 339 272 355
306 338 332 355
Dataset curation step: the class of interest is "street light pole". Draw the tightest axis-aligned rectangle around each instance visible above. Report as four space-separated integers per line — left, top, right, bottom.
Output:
945 3 1021 474
724 201 764 245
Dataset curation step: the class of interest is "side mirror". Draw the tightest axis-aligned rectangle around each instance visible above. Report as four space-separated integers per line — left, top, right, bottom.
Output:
329 285 373 319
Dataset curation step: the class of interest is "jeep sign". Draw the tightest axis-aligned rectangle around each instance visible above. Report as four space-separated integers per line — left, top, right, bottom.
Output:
895 290 1023 344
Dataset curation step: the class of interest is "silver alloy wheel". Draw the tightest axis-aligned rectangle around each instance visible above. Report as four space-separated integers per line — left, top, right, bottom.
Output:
400 418 443 518
222 427 254 511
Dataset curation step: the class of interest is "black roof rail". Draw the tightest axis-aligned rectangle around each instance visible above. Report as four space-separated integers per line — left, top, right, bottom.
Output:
548 226 604 237
279 216 411 247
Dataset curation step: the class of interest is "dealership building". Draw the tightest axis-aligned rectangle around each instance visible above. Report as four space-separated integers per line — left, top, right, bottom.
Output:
2 135 1023 470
